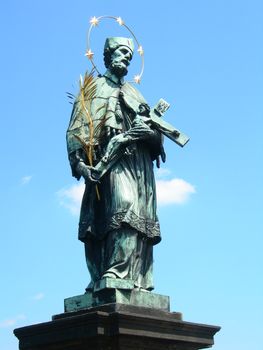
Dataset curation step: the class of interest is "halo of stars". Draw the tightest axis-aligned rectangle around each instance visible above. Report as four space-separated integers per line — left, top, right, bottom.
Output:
85 16 144 84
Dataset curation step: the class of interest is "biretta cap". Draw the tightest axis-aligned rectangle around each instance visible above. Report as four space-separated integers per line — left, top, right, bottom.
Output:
104 37 134 53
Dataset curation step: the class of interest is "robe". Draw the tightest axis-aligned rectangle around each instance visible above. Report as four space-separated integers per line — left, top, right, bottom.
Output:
66 72 162 289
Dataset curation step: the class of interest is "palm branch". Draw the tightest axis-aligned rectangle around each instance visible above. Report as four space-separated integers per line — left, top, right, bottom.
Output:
66 92 75 105
73 69 109 200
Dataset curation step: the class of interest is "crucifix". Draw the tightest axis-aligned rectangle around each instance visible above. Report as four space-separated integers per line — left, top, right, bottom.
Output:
86 98 189 182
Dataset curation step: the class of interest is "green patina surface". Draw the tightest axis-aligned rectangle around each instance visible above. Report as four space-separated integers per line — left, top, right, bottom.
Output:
64 285 170 313
94 277 134 291
66 36 188 302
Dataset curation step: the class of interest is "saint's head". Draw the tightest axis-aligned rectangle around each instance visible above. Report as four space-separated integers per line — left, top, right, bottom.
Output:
104 37 134 78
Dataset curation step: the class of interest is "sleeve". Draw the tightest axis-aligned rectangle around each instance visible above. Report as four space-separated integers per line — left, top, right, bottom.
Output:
66 97 88 179
144 129 165 161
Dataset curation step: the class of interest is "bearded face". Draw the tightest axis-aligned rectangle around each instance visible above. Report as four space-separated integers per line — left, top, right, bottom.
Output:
109 46 133 77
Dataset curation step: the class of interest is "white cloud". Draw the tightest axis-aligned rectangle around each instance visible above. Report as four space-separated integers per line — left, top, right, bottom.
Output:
32 292 45 301
156 178 195 205
155 167 172 179
21 175 33 185
0 314 26 328
58 176 195 216
57 182 84 215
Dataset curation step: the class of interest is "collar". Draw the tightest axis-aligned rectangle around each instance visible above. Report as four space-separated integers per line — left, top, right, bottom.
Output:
103 70 125 86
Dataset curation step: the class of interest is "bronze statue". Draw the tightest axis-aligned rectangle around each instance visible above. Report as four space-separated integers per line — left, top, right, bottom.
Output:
67 35 189 293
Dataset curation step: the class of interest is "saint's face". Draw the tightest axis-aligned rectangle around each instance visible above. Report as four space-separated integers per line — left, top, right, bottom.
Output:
109 46 133 78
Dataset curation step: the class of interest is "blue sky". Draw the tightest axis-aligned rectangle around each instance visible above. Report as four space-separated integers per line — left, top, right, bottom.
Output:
0 1 262 349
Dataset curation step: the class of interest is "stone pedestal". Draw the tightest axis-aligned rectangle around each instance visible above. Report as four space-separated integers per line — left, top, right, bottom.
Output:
14 299 220 350
64 279 170 312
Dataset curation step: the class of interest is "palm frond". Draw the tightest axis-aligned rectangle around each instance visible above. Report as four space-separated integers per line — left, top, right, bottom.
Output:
78 69 101 200
95 104 107 114
73 134 90 159
66 92 76 104
93 115 111 138
79 69 96 163
66 92 75 98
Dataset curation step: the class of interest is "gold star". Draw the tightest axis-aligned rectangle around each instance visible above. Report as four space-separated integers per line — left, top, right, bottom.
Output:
116 17 124 26
85 49 94 60
90 16 99 26
137 45 144 56
134 75 141 84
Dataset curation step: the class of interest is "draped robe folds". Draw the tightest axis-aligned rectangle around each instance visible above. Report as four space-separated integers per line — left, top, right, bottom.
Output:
66 72 163 290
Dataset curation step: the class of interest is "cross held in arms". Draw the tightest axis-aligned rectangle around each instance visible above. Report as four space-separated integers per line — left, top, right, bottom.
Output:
87 98 189 182
147 98 189 147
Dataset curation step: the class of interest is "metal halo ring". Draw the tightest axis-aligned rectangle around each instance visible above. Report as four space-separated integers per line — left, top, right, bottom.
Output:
85 16 144 84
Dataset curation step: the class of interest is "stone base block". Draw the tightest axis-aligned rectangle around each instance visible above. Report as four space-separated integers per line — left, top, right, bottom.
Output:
14 303 220 350
94 277 134 291
64 286 170 312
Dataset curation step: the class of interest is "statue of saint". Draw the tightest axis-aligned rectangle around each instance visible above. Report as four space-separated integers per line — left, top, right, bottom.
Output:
67 37 165 292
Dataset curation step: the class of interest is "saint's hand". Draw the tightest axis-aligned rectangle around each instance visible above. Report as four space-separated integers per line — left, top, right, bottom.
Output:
128 117 154 139
76 162 101 183
102 133 128 162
